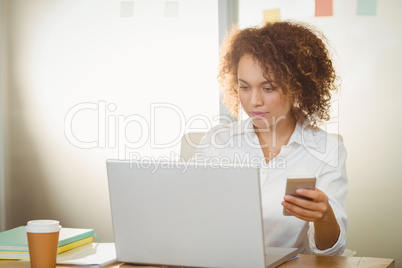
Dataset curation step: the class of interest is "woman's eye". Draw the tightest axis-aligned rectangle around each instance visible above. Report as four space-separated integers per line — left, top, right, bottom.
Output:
263 87 273 92
239 86 249 90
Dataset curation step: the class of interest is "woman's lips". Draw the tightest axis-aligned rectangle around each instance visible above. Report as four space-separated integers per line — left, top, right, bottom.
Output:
251 112 267 119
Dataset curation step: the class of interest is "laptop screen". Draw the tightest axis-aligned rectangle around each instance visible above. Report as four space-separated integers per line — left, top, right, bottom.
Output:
107 160 267 268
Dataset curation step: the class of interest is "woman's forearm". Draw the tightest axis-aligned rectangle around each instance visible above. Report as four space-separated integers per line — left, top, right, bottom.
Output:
314 205 340 250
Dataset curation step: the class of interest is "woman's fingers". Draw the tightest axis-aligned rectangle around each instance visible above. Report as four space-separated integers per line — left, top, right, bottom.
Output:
282 200 325 221
282 188 330 222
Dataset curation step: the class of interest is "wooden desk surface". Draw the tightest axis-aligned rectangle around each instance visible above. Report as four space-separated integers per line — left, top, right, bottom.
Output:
0 255 395 268
103 255 395 268
279 254 395 268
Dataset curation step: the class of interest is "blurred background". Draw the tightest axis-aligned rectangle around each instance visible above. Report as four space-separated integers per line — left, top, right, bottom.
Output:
1 0 401 267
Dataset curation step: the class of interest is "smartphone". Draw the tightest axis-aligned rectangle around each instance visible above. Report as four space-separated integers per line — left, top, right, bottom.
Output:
283 176 316 216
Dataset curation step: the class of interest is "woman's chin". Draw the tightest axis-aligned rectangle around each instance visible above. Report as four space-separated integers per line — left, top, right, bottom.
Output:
251 118 271 130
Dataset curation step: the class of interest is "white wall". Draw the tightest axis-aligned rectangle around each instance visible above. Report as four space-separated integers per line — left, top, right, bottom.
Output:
3 0 219 241
0 0 6 232
239 0 402 266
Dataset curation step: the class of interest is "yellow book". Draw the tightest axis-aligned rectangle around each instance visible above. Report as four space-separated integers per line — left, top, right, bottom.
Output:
0 230 93 259
57 236 93 254
0 251 29 260
0 237 93 259
0 226 95 251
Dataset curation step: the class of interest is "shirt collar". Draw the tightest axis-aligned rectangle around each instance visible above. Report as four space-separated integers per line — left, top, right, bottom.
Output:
288 120 318 149
230 117 319 149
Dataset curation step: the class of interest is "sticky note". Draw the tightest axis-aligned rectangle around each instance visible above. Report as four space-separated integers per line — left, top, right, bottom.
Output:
263 9 281 23
357 0 377 16
164 1 179 18
315 0 333 17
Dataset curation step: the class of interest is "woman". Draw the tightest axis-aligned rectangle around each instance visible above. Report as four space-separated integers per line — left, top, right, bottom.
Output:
194 21 348 255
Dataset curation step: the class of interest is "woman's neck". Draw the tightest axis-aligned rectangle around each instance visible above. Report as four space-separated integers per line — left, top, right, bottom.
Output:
254 114 296 150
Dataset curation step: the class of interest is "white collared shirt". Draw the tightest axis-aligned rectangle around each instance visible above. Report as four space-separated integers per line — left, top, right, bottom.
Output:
194 118 348 255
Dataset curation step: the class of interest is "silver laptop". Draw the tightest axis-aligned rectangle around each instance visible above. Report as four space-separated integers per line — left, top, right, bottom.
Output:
107 160 297 268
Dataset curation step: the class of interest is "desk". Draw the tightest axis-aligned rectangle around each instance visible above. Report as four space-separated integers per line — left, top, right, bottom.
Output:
0 255 395 268
103 255 395 268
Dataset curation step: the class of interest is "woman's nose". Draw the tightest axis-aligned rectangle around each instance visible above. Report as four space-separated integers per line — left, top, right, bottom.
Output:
250 88 263 106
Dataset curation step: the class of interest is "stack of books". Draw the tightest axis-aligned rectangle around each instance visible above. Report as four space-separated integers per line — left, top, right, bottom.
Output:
0 226 94 259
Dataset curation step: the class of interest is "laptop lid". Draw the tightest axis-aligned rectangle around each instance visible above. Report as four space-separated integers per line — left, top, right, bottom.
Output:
107 160 296 268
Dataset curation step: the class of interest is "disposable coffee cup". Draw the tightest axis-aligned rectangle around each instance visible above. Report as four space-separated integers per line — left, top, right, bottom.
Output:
26 220 61 268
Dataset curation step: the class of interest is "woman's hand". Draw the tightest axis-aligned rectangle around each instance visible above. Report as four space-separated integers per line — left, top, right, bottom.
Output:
281 188 330 222
282 188 340 250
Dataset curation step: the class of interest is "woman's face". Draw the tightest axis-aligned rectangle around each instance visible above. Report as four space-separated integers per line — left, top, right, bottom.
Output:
237 54 294 130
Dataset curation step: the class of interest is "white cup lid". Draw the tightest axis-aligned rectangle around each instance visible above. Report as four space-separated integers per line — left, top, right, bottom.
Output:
26 220 61 233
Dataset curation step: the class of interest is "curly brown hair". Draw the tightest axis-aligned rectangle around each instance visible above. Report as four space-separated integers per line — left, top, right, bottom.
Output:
219 21 339 128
